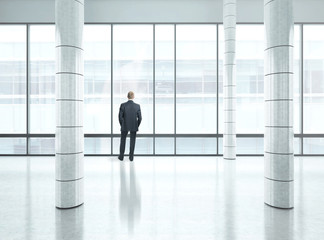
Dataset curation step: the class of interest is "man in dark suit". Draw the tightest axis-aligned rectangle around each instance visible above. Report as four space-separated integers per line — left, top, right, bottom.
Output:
118 91 142 161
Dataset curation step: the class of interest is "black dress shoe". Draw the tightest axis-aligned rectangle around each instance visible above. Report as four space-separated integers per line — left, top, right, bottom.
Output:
118 156 123 161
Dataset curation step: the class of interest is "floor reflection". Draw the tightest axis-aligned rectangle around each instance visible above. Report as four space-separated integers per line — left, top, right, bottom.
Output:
223 160 237 240
25 158 31 240
2 156 324 239
297 157 305 240
119 162 141 234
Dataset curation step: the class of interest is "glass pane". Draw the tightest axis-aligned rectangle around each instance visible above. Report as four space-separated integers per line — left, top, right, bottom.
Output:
113 137 153 155
176 25 217 134
304 138 324 154
30 25 55 133
294 25 301 133
294 137 301 154
237 138 264 154
219 137 300 154
155 25 174 134
84 25 111 133
176 138 216 154
155 137 174 154
113 25 153 134
85 137 110 154
218 137 263 154
0 138 26 154
29 138 55 154
304 25 324 133
219 25 264 133
219 25 300 134
0 25 26 133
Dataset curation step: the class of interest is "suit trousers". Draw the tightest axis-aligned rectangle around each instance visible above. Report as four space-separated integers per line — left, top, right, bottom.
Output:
119 131 137 160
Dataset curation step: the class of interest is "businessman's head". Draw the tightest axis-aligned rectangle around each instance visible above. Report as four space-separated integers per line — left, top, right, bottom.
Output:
127 91 135 100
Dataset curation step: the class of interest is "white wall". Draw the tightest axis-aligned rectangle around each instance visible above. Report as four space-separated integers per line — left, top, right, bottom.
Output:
0 0 323 23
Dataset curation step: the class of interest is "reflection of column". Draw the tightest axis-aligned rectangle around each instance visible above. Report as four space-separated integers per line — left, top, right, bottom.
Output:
152 158 157 237
264 0 294 209
25 158 31 240
172 158 178 239
214 158 220 236
55 0 84 208
109 159 116 240
223 160 237 240
223 0 236 160
297 158 304 239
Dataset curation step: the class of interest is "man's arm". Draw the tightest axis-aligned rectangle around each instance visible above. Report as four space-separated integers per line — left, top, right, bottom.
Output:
119 104 124 126
137 105 142 127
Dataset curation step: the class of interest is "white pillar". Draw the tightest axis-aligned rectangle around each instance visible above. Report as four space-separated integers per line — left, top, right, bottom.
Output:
55 0 84 208
264 0 294 209
223 0 236 160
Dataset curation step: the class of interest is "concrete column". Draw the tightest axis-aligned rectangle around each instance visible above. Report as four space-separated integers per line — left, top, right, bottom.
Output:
264 0 294 209
223 0 236 160
55 0 84 209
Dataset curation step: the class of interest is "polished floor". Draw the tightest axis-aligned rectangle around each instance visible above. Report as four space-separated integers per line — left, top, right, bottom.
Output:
0 156 323 240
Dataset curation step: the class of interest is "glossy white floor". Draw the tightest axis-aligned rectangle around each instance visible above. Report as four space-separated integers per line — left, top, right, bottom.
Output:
0 156 323 240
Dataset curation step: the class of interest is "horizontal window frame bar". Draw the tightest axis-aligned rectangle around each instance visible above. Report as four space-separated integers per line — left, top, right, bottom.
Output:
1 154 316 157
1 22 317 25
0 134 322 138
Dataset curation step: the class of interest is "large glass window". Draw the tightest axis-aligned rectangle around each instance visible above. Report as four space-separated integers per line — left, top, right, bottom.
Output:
155 25 174 134
219 25 301 135
176 25 217 134
113 25 153 134
304 25 324 133
0 23 321 155
29 25 55 133
0 25 26 133
84 25 111 133
219 25 264 134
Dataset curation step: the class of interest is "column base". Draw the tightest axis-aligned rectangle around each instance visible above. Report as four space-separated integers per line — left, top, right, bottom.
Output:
56 178 84 209
264 178 294 209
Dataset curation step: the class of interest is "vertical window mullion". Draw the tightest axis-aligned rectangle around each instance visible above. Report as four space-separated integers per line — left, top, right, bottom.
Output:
301 24 304 155
216 23 219 155
111 24 114 155
174 24 177 155
26 24 30 155
153 24 155 155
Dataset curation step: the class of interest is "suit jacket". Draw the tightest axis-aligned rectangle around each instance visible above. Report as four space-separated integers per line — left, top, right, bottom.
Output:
119 100 142 132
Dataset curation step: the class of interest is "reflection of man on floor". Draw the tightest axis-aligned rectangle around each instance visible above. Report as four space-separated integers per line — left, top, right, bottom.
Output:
119 162 141 234
118 91 142 162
